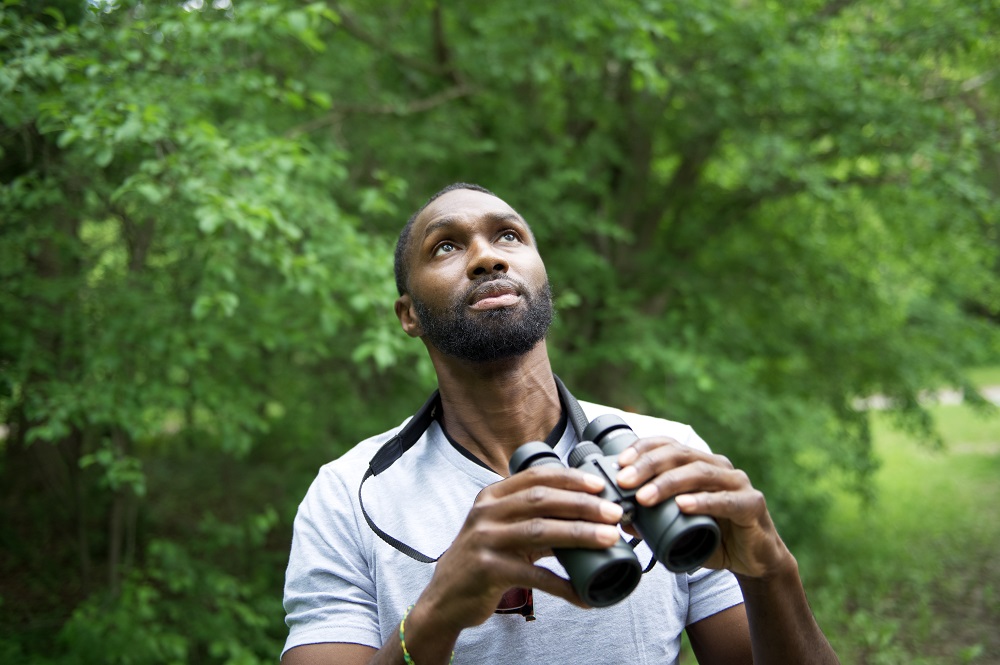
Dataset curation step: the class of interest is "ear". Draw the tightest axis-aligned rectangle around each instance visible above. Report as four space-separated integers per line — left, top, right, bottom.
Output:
394 294 423 338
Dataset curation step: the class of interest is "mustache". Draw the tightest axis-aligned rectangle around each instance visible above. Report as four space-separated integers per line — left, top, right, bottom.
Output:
462 274 527 303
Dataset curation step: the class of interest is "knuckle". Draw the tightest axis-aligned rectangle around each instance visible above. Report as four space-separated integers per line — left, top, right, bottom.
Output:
734 469 751 488
576 492 598 514
474 485 500 506
469 494 500 519
528 565 551 586
630 439 655 454
671 444 693 461
469 518 493 541
477 550 504 575
648 448 671 468
526 485 548 505
467 502 487 523
627 452 648 472
699 460 719 477
525 465 552 479
525 517 546 541
714 454 734 469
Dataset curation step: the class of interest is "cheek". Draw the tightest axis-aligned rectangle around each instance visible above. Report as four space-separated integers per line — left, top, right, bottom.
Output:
411 271 464 309
525 256 549 288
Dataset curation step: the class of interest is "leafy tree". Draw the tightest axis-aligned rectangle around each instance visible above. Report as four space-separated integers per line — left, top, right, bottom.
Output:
1 2 407 660
1 0 998 662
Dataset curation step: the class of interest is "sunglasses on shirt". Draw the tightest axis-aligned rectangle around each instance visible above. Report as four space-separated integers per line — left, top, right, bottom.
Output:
495 587 535 620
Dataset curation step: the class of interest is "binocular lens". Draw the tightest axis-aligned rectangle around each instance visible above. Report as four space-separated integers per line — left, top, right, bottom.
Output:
584 557 643 607
665 525 720 572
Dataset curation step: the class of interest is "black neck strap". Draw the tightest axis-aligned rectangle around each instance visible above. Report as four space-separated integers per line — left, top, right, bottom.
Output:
358 376 584 563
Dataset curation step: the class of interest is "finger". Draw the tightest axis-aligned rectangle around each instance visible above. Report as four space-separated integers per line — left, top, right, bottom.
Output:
632 462 751 506
675 489 766 527
490 557 589 608
527 566 590 608
489 465 607 498
616 442 712 489
491 517 624 551
616 435 687 465
622 439 733 470
485 485 623 524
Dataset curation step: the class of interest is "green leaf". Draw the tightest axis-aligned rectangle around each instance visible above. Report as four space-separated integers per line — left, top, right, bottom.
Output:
94 146 113 167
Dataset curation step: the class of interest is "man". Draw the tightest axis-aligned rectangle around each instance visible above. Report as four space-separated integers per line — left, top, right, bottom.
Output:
281 183 839 664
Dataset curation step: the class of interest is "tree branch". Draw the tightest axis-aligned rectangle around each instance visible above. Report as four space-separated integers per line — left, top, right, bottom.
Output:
814 0 858 20
923 68 1000 100
431 0 464 87
285 84 476 136
327 2 450 78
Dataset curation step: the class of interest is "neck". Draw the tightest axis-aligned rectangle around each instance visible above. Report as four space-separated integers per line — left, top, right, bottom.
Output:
427 342 562 476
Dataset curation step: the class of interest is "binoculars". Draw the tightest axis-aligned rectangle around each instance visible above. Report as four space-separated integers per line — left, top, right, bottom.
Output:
509 415 721 607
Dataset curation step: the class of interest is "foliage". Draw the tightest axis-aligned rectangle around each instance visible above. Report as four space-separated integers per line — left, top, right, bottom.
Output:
800 400 1000 663
1 0 998 662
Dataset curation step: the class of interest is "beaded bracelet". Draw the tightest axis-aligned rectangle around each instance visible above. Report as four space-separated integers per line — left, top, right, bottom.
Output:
399 604 455 665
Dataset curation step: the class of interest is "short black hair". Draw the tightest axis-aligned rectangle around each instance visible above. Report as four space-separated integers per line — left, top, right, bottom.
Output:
393 182 498 295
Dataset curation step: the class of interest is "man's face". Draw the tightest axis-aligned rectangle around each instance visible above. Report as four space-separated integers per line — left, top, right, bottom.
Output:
397 189 553 363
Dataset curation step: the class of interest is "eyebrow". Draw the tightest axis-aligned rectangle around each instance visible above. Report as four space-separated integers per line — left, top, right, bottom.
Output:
421 211 526 241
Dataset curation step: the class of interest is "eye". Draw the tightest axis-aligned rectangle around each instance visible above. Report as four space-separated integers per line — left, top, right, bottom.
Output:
499 230 520 243
433 242 457 257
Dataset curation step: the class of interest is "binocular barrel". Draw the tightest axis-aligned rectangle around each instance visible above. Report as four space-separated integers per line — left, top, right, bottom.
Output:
508 414 722 605
582 415 721 573
508 442 642 608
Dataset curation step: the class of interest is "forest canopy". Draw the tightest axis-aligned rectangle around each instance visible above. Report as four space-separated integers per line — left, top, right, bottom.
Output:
1 1 998 662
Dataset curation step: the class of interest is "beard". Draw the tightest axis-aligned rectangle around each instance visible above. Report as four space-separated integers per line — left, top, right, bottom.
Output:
412 276 554 363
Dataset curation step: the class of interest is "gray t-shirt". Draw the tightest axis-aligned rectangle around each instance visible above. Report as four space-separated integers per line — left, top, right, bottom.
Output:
282 400 744 664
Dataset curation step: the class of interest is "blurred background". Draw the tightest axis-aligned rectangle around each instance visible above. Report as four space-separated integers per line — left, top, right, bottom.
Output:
1 1 998 663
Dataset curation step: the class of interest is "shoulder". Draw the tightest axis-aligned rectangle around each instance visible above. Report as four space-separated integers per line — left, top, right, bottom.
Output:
297 417 413 511
577 401 712 453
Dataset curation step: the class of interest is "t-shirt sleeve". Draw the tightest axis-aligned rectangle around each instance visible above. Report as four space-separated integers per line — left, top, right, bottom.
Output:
282 468 382 657
679 425 712 454
685 566 744 625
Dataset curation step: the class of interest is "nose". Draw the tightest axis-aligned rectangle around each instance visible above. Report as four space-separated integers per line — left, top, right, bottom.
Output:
467 239 508 279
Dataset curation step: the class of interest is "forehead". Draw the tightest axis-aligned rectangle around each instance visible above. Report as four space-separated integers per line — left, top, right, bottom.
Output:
414 189 523 233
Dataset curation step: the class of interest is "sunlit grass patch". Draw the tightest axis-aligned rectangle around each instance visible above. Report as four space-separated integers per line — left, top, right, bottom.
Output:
805 399 1000 664
964 366 1000 389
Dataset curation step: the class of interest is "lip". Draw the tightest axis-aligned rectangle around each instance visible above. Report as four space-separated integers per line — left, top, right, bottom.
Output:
467 280 521 310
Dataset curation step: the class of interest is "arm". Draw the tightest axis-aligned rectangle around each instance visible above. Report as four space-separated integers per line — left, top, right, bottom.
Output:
685 604 752 665
282 643 375 665
616 439 840 665
285 465 624 665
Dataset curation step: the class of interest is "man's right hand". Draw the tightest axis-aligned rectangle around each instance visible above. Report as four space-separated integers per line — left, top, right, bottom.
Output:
419 464 624 630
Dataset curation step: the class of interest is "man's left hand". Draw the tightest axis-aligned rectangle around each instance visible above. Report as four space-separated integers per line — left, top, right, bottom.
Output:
615 437 792 579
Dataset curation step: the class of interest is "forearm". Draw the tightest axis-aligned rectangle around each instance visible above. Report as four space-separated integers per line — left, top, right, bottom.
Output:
369 599 461 665
735 553 839 665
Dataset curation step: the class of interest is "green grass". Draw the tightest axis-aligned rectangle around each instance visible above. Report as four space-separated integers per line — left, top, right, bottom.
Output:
802 401 1000 664
965 366 1000 388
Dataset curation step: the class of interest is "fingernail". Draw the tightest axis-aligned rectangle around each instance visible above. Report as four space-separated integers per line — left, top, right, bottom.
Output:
597 525 620 543
600 501 624 522
618 448 637 465
675 494 695 510
637 485 658 504
617 467 637 484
